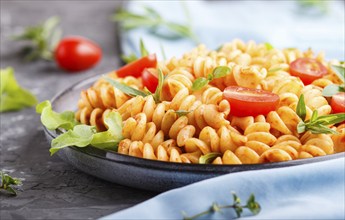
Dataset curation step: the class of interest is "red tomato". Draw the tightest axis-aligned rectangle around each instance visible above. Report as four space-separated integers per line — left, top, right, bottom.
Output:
55 36 102 72
116 54 157 78
223 86 280 117
331 92 345 113
290 58 328 85
141 68 158 93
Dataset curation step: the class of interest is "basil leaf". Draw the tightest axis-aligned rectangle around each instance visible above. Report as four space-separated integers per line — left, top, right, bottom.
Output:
264 42 274 50
199 152 221 164
213 66 231 79
91 112 123 150
50 125 96 155
36 100 78 130
331 65 345 83
105 77 149 97
322 84 344 97
174 110 191 117
153 68 164 103
192 77 209 91
0 67 38 112
296 94 307 121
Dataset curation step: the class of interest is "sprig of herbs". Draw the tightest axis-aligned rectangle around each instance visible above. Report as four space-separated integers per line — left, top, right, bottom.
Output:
0 171 22 196
322 65 345 97
112 5 199 44
105 68 165 103
13 16 61 61
182 192 261 220
296 94 345 134
192 66 231 91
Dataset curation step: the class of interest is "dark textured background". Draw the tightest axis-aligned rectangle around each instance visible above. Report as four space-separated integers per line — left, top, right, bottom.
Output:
0 1 157 219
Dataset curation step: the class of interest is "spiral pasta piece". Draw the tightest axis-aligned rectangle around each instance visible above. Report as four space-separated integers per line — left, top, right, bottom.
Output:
75 108 115 131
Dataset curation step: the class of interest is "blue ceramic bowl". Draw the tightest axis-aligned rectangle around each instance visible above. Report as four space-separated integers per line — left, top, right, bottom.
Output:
44 75 345 192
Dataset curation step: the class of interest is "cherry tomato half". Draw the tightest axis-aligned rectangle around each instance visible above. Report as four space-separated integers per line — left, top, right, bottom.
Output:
55 36 102 72
223 86 280 117
290 58 328 85
331 92 345 113
116 54 157 78
142 68 158 93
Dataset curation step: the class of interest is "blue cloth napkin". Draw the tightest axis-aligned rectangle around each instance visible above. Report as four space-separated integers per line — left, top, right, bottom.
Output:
121 0 344 60
102 157 345 220
104 1 345 219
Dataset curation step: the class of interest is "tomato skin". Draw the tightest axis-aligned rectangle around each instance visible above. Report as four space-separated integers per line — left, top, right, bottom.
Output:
290 58 328 85
142 68 158 93
55 36 102 72
116 54 157 78
331 92 345 113
223 86 280 117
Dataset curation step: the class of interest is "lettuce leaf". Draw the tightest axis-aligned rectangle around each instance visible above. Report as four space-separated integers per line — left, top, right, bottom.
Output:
0 67 38 112
36 100 79 130
50 125 96 155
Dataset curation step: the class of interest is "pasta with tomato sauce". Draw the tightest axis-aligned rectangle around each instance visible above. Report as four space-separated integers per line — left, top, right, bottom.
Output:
75 39 345 164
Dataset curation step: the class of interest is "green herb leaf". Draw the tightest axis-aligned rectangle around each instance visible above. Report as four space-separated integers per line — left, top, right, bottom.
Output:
297 121 306 133
36 100 79 130
160 43 167 60
174 110 191 117
0 171 22 196
316 113 345 125
199 152 221 164
296 94 307 121
213 66 231 79
268 67 282 73
91 112 123 150
310 110 318 122
192 77 209 91
331 65 345 83
0 67 38 112
140 38 149 57
105 77 150 97
121 53 138 64
246 194 261 215
50 125 96 155
153 68 164 103
264 42 274 50
322 84 345 97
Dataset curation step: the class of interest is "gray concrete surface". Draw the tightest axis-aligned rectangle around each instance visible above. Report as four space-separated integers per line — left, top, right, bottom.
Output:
0 1 157 219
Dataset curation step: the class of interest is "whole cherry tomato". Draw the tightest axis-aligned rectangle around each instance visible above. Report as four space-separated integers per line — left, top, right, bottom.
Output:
55 36 102 72
290 58 328 85
116 54 157 78
223 86 280 117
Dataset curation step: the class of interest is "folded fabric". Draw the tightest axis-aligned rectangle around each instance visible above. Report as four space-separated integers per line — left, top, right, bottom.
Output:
121 0 344 60
101 157 345 220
